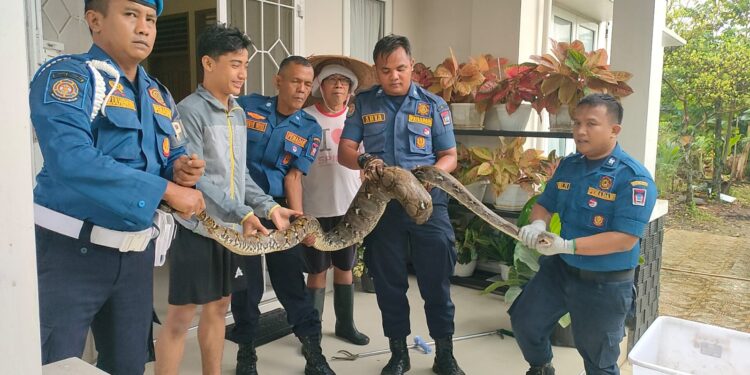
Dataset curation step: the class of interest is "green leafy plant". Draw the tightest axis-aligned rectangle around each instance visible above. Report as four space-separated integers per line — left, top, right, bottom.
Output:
531 39 634 116
351 243 365 278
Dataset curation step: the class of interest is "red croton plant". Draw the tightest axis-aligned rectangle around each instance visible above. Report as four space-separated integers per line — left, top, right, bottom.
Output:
531 39 634 115
427 48 486 103
474 58 551 115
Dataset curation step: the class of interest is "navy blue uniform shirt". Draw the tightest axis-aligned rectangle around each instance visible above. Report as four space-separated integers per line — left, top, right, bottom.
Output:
237 94 322 197
29 44 186 231
341 83 456 169
537 143 657 271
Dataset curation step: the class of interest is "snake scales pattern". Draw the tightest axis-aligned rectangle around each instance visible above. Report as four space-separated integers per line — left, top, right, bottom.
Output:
161 166 547 256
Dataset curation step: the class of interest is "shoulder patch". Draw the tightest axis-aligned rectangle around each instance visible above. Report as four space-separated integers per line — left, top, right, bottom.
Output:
44 70 89 109
440 110 452 126
631 180 649 187
347 103 356 118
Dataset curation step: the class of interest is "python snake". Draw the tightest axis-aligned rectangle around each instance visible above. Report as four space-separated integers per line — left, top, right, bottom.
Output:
162 166 549 256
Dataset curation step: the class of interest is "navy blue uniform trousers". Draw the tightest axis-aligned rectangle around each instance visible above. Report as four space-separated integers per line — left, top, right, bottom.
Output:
364 189 457 339
509 255 634 375
228 218 320 343
35 226 154 375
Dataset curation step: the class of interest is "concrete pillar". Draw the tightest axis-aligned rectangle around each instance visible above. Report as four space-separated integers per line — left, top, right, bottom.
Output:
609 0 666 176
0 0 41 374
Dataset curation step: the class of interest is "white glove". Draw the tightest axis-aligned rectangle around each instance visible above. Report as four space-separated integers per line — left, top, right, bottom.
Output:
519 219 547 248
535 231 576 255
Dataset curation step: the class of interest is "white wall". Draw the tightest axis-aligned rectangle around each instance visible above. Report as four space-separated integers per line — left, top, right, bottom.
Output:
1 0 41 373
304 0 345 55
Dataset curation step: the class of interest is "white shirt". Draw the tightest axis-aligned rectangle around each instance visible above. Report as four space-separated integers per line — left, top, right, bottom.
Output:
302 103 362 218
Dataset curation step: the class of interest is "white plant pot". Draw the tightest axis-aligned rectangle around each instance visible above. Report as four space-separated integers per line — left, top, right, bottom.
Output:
450 103 485 130
484 103 533 131
482 184 497 204
465 180 490 201
494 183 532 211
476 260 511 280
453 258 477 277
550 105 572 131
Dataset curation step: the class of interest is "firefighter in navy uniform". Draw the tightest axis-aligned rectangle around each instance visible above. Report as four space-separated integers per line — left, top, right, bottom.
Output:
338 35 464 375
514 94 657 375
228 55 334 375
29 1 205 374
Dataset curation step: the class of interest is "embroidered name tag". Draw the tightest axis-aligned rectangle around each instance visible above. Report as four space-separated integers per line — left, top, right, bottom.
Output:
285 131 308 147
587 187 616 201
247 111 266 120
247 120 267 132
153 104 172 118
557 182 571 190
408 114 433 127
362 113 385 124
107 96 136 110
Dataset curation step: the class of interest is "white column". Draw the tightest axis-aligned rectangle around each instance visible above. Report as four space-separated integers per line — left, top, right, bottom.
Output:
0 1 42 374
609 0 666 176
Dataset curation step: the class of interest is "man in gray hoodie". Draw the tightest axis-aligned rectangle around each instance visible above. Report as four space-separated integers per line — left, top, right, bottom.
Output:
154 24 300 375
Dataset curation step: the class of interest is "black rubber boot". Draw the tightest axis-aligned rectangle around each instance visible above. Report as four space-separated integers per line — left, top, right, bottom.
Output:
333 283 370 345
381 337 410 375
235 342 258 375
526 363 555 375
431 336 465 375
309 287 326 320
299 334 336 375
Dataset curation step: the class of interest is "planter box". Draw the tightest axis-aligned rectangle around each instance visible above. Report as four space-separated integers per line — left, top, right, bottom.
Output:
465 180 489 201
494 184 532 211
453 259 477 277
450 103 485 130
549 105 572 131
476 260 510 280
484 103 532 131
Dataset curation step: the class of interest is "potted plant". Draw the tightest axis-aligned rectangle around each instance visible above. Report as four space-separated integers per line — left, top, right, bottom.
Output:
429 48 487 129
411 62 434 89
454 138 546 208
531 39 634 130
475 60 548 131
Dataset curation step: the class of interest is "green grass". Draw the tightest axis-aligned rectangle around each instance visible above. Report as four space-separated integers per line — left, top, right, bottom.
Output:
729 183 750 205
685 205 720 224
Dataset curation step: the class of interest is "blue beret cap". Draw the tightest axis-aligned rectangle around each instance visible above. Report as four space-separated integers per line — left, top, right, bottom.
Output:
86 0 163 16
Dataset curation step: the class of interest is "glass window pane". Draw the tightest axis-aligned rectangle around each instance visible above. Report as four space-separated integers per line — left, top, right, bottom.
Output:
246 50 263 95
553 16 572 43
263 53 278 94
578 25 595 51
263 3 279 51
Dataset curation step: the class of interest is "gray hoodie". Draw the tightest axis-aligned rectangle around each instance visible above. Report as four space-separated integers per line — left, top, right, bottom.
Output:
175 85 278 235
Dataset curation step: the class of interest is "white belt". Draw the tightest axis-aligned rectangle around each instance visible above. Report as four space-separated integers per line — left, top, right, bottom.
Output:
34 204 154 252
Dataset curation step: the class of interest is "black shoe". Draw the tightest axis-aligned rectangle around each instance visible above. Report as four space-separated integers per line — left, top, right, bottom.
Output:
526 363 555 375
381 337 410 375
333 284 370 345
431 336 464 375
299 334 335 375
236 342 258 375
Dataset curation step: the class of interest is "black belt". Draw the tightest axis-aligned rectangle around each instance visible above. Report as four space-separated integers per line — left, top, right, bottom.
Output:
562 262 635 283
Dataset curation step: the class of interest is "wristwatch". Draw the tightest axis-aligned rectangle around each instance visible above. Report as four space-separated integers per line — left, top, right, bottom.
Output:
357 153 374 169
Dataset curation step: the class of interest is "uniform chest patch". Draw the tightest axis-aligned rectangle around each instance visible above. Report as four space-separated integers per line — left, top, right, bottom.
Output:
246 111 266 120
107 95 136 111
588 198 597 208
109 80 125 96
247 120 268 133
416 102 431 116
408 114 433 127
362 113 385 124
153 104 172 118
632 188 647 206
281 153 292 165
592 215 606 227
587 187 616 201
557 181 571 190
415 136 426 149
148 87 166 106
162 138 170 157
599 176 613 190
285 131 308 148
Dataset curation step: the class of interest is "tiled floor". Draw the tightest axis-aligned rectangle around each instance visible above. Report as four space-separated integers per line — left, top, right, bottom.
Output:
145 274 589 374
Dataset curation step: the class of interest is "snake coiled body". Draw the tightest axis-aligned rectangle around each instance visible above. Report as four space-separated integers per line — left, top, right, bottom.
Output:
167 165 547 256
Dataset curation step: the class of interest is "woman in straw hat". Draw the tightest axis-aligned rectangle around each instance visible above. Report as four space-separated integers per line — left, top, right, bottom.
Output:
301 55 375 345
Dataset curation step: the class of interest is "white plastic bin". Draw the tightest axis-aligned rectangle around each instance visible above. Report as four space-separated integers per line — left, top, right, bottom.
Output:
628 316 750 375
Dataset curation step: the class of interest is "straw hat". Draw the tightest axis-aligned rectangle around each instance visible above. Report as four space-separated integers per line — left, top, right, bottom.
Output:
307 55 377 98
